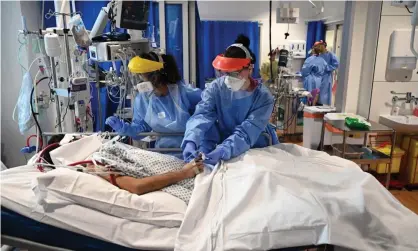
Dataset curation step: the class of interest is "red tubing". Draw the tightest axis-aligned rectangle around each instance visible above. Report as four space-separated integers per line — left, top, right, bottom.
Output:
27 134 43 149
68 160 104 167
36 144 104 172
36 143 60 172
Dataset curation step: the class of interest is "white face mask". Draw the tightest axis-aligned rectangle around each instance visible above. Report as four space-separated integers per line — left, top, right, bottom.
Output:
136 81 154 93
225 76 246 91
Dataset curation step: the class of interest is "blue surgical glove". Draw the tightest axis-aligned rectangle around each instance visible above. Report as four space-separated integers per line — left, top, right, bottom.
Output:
204 146 226 165
105 116 123 132
183 142 198 162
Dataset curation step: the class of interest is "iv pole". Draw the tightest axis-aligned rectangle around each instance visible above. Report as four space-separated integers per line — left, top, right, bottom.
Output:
45 10 79 132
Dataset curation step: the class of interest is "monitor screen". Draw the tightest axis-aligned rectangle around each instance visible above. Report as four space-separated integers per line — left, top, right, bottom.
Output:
118 1 150 30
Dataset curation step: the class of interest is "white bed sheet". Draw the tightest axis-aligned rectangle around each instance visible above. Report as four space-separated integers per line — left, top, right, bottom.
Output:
1 165 178 250
176 144 418 251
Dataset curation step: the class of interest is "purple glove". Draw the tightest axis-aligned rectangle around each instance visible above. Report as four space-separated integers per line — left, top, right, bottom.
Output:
204 146 226 165
183 142 198 162
105 116 123 132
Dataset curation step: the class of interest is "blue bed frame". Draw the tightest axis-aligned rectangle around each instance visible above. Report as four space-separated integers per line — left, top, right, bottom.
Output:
1 207 333 251
1 207 147 251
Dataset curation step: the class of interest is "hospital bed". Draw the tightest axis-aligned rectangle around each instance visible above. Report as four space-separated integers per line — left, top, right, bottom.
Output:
1 207 333 251
2 207 139 251
4 133 416 251
4 132 319 251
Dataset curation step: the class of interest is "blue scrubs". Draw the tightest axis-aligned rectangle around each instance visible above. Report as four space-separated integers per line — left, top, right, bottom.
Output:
182 76 279 160
318 52 339 105
301 55 327 92
118 82 201 151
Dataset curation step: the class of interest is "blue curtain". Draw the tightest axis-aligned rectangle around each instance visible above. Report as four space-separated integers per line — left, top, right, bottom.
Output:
196 21 260 89
165 4 184 79
145 1 160 48
306 21 325 57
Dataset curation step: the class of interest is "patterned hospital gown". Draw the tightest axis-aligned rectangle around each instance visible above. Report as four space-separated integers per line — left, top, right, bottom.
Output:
96 141 194 204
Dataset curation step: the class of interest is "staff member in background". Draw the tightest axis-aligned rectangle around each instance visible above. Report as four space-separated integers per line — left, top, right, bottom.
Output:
260 48 279 82
314 40 339 105
105 52 203 157
182 34 279 165
301 46 327 105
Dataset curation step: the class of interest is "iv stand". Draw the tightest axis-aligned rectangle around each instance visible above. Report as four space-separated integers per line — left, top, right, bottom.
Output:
18 26 64 133
45 10 79 132
50 57 62 132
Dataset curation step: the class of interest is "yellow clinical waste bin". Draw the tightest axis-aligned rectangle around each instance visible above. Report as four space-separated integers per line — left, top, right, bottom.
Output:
402 137 418 184
370 145 405 174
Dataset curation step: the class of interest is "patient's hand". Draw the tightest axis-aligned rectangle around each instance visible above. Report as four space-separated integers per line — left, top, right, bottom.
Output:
183 159 204 179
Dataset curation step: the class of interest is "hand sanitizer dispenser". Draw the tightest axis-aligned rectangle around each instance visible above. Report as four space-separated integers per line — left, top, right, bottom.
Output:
386 29 418 81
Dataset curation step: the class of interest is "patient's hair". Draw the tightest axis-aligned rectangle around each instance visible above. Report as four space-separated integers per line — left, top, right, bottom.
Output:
43 134 76 165
47 134 65 145
140 52 181 87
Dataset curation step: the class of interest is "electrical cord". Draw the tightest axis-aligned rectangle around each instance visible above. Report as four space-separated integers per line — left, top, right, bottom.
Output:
281 101 303 132
55 90 70 128
406 6 413 14
285 20 290 39
30 76 50 152
17 33 28 73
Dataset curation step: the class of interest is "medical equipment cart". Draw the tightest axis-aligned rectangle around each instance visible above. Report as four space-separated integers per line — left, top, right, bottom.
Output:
320 119 396 189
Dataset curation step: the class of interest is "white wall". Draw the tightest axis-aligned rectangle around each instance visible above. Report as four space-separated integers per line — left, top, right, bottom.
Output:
1 1 43 167
341 1 368 113
368 2 418 121
1 1 30 167
197 1 345 69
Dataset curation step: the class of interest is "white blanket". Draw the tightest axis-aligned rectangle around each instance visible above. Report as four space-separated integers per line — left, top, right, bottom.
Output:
176 144 418 251
1 165 180 250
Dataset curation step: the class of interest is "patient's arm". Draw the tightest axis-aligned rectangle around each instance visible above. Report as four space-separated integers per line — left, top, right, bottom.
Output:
98 160 203 195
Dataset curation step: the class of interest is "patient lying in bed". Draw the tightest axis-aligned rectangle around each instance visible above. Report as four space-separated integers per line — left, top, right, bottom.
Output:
43 136 201 204
90 159 203 199
89 141 202 204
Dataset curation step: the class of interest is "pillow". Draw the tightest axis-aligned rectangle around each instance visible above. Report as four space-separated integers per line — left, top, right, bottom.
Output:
34 168 187 227
49 134 103 165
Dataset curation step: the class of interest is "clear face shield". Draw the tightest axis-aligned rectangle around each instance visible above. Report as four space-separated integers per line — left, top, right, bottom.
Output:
130 72 155 98
215 68 251 91
128 55 164 95
215 69 245 79
212 54 253 92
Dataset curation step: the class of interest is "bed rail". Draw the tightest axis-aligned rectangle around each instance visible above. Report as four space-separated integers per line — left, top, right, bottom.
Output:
41 132 184 152
42 131 274 152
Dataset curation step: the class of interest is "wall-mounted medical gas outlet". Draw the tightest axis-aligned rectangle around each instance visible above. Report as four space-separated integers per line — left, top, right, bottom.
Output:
386 29 418 82
288 40 306 59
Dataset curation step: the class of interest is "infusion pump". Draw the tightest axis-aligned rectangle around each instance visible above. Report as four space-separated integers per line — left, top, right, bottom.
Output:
89 39 149 62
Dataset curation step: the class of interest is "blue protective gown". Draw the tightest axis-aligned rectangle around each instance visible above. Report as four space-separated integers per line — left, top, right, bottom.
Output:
118 82 202 151
301 55 327 92
318 52 339 105
182 76 279 160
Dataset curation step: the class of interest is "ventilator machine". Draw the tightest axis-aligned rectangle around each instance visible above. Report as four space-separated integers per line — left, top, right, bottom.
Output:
16 0 151 154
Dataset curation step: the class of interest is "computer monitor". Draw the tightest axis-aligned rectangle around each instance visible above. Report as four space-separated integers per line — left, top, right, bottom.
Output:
115 0 150 30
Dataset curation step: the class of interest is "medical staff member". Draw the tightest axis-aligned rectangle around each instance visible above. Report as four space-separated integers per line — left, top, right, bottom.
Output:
182 34 279 165
314 40 339 105
260 48 279 82
301 46 327 93
105 52 202 154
